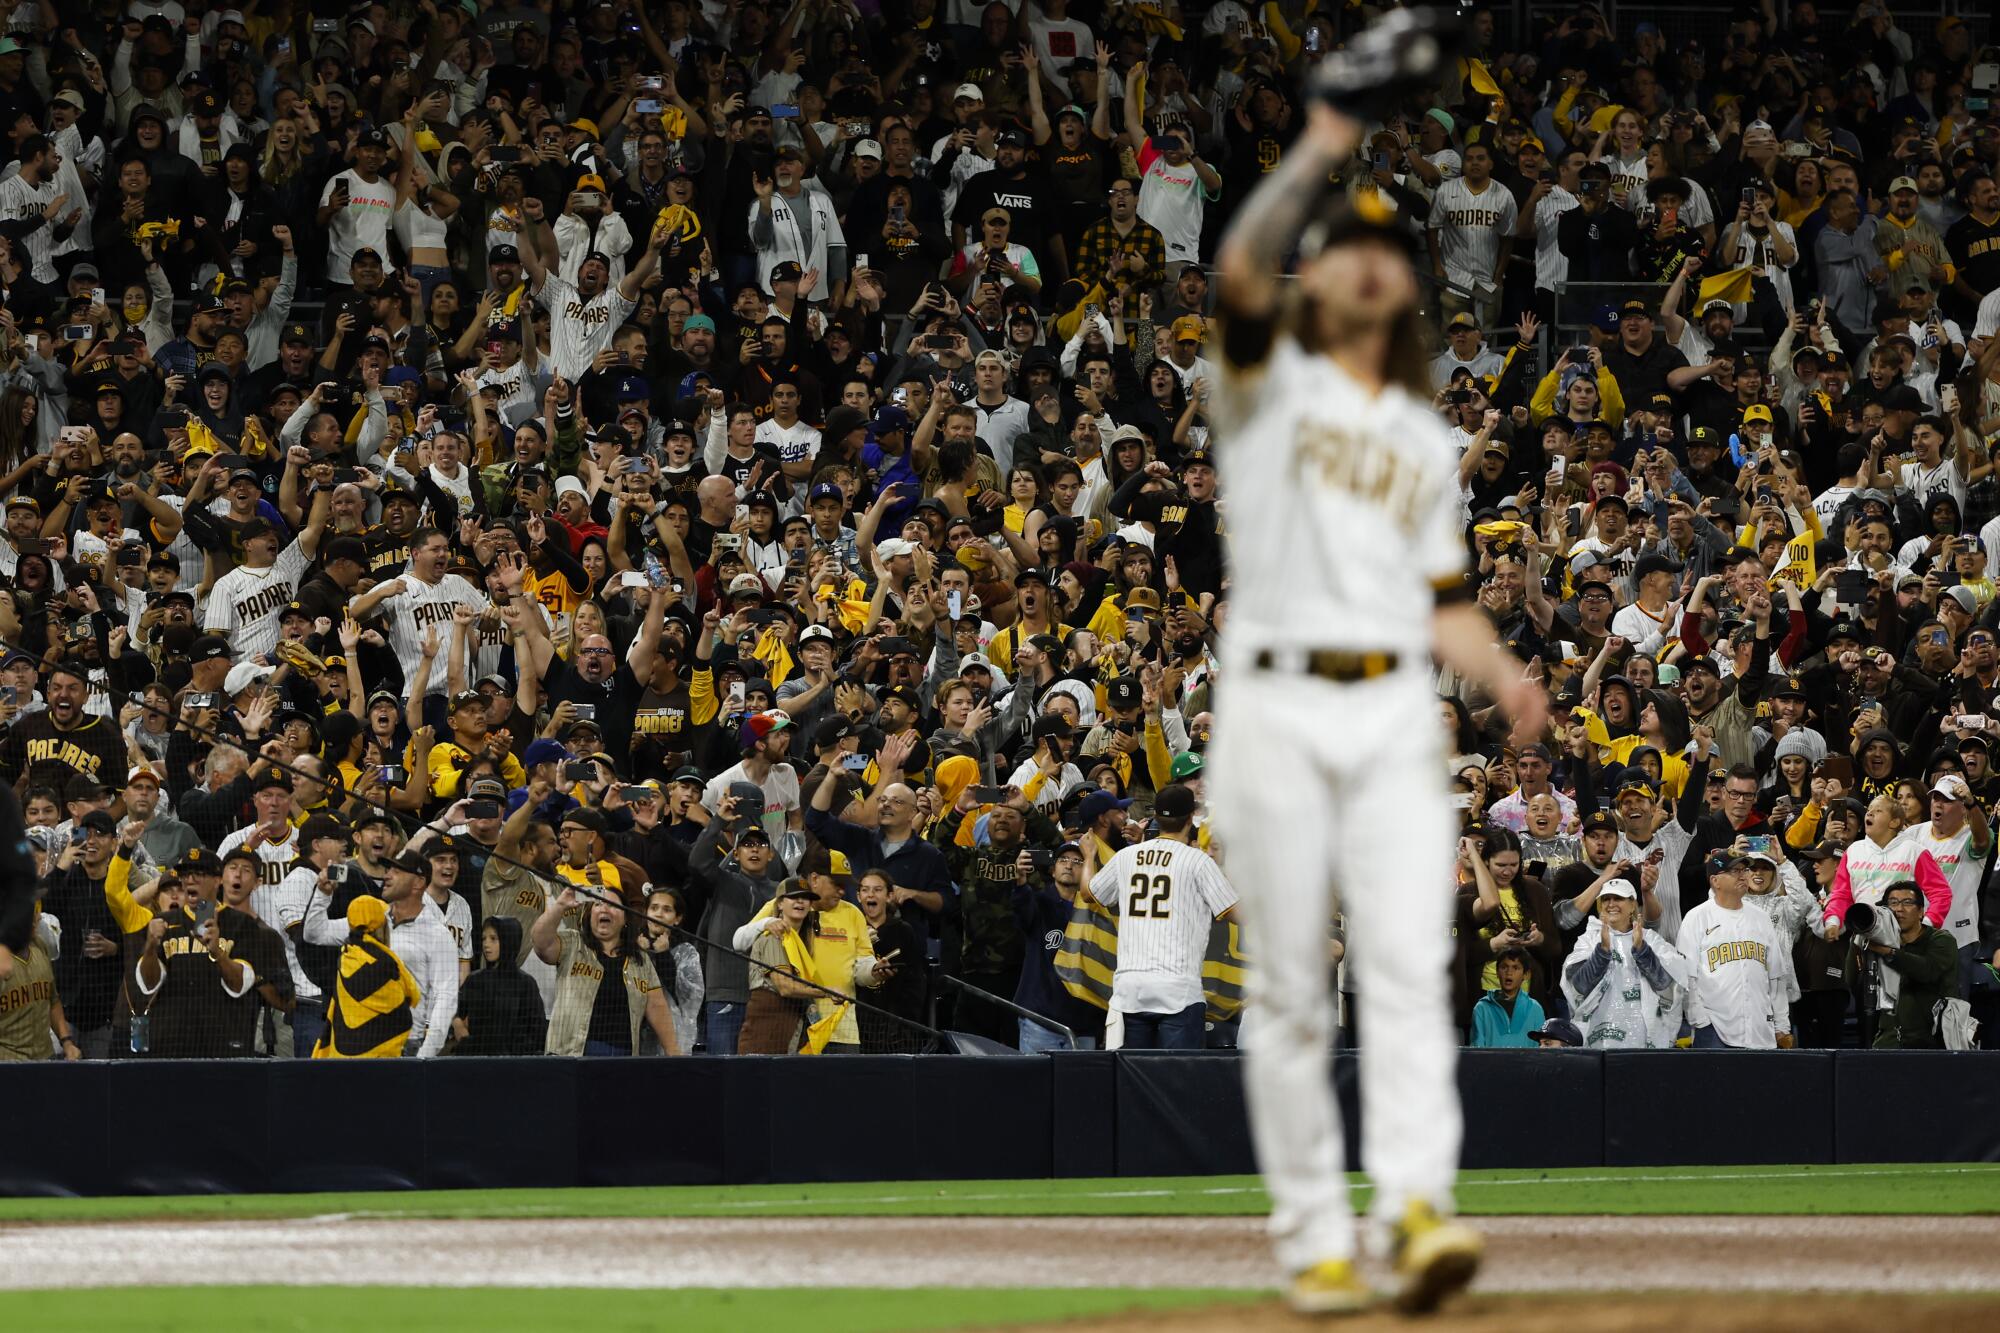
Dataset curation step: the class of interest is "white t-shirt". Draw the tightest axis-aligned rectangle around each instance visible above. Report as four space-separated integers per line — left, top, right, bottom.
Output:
319 169 397 281
700 760 802 843
1135 140 1216 263
1088 837 1237 1014
1428 176 1518 293
203 539 313 659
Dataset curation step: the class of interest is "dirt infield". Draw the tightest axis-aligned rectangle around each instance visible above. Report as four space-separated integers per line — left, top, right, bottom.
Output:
3 1213 1997 1307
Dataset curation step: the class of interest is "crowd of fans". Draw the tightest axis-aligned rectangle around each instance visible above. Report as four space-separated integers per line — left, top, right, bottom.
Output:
0 0 1998 1062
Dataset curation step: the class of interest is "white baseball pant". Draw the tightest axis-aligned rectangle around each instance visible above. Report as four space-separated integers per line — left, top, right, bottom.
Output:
1209 664 1461 1274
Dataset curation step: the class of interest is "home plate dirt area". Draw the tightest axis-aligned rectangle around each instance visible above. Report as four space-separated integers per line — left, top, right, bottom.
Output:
5 1212 2000 1327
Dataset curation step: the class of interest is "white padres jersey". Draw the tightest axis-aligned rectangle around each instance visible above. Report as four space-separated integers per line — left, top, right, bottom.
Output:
202 539 313 659
1905 821 1988 947
0 171 61 281
535 275 636 380
430 889 476 964
375 573 490 695
1679 898 1789 1048
1219 336 1465 661
218 824 302 889
1089 838 1237 1014
1427 176 1517 292
253 866 327 1001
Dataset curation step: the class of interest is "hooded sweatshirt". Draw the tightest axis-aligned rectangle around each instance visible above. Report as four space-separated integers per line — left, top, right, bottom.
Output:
453 916 548 1057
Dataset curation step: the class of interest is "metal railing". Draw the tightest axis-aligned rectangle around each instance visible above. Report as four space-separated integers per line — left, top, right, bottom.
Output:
940 974 1079 1051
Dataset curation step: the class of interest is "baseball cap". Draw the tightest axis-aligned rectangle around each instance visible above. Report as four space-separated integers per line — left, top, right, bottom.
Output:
1075 790 1133 825
1889 175 1919 194
1578 810 1619 835
954 82 985 101
1170 315 1205 343
1598 878 1639 900
1705 848 1748 875
1742 404 1774 424
1153 783 1198 821
851 139 883 160
1932 773 1973 802
1529 1018 1583 1047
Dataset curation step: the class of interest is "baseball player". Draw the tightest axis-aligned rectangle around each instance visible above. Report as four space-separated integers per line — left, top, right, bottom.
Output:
1080 783 1236 1048
1680 849 1793 1049
1205 13 1544 1315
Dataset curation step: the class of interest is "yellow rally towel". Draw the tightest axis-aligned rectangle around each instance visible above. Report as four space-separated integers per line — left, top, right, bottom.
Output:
1129 3 1182 40
802 1002 850 1055
239 413 273 459
1768 531 1817 591
183 416 225 460
1463 57 1501 96
751 625 795 686
1698 267 1757 306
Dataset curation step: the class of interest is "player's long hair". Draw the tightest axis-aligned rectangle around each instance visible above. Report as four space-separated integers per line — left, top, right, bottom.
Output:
1287 288 1433 402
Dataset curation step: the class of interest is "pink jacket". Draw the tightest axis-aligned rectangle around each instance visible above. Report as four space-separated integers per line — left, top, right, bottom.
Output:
1824 834 1951 929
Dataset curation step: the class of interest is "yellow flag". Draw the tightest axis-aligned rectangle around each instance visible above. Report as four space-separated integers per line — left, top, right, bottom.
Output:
1463 57 1501 96
1698 267 1757 307
1769 532 1817 591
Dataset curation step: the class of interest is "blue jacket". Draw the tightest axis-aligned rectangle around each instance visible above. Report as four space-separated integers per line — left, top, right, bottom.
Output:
805 804 957 956
1471 990 1546 1049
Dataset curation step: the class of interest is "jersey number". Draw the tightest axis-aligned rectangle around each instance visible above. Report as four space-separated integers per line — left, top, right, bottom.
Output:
1126 873 1172 919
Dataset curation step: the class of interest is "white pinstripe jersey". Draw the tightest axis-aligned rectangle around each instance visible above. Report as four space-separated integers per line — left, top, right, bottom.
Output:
375 573 489 693
534 274 636 380
1089 838 1237 1014
203 540 313 659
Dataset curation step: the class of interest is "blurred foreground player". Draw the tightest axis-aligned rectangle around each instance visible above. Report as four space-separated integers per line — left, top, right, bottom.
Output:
1208 9 1543 1316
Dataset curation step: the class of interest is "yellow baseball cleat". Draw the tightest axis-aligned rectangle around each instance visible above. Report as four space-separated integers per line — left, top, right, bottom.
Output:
1288 1257 1373 1315
1390 1201 1482 1314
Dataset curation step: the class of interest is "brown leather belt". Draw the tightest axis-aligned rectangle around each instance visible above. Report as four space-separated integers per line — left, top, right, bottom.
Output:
1253 648 1400 682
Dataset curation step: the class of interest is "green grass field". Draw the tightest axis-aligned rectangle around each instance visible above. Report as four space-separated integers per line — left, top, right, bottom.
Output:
8 1165 1997 1332
0 1287 1265 1333
4 1162 1996 1224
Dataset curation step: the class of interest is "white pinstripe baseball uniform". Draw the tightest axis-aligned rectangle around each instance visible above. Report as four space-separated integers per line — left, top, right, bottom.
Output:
1205 332 1469 1274
1088 838 1237 1015
0 171 62 282
1679 896 1791 1048
202 539 314 659
373 573 489 695
216 824 302 890
534 275 636 380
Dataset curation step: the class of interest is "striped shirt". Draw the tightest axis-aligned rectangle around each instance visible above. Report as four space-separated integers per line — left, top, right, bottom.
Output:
373 573 489 696
534 274 635 380
0 170 61 282
202 539 313 659
1088 837 1237 1014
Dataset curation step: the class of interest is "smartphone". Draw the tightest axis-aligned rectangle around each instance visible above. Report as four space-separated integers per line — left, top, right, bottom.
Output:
889 203 906 226
327 862 352 887
1744 834 1779 859
493 146 522 164
15 537 46 555
734 503 750 523
948 589 963 620
771 104 800 119
1449 792 1475 811
617 785 653 803
465 800 501 820
572 703 598 722
846 120 870 137
1550 455 1569 480
61 325 94 340
380 764 409 786
970 785 1011 804
1741 187 1756 209
924 334 956 350
1835 570 1869 606
117 546 144 567
1305 28 1322 53
190 898 216 932
853 252 869 270
841 752 871 773
634 97 662 115
574 191 603 208
312 17 337 33
563 760 597 783
274 36 290 53
726 680 746 710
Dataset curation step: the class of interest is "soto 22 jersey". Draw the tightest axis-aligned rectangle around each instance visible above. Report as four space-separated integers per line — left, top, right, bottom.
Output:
1217 334 1466 661
1089 838 1238 1016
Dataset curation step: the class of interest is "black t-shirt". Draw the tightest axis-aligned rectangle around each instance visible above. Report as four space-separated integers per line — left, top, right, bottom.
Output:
584 944 633 1050
1601 336 1689 413
545 661 645 769
953 170 1061 257
1944 212 2000 313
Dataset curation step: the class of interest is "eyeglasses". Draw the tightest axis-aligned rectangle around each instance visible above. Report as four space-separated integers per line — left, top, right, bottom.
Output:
579 647 613 657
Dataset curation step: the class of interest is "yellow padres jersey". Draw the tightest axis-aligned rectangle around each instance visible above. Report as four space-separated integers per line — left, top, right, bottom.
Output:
1217 336 1465 659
